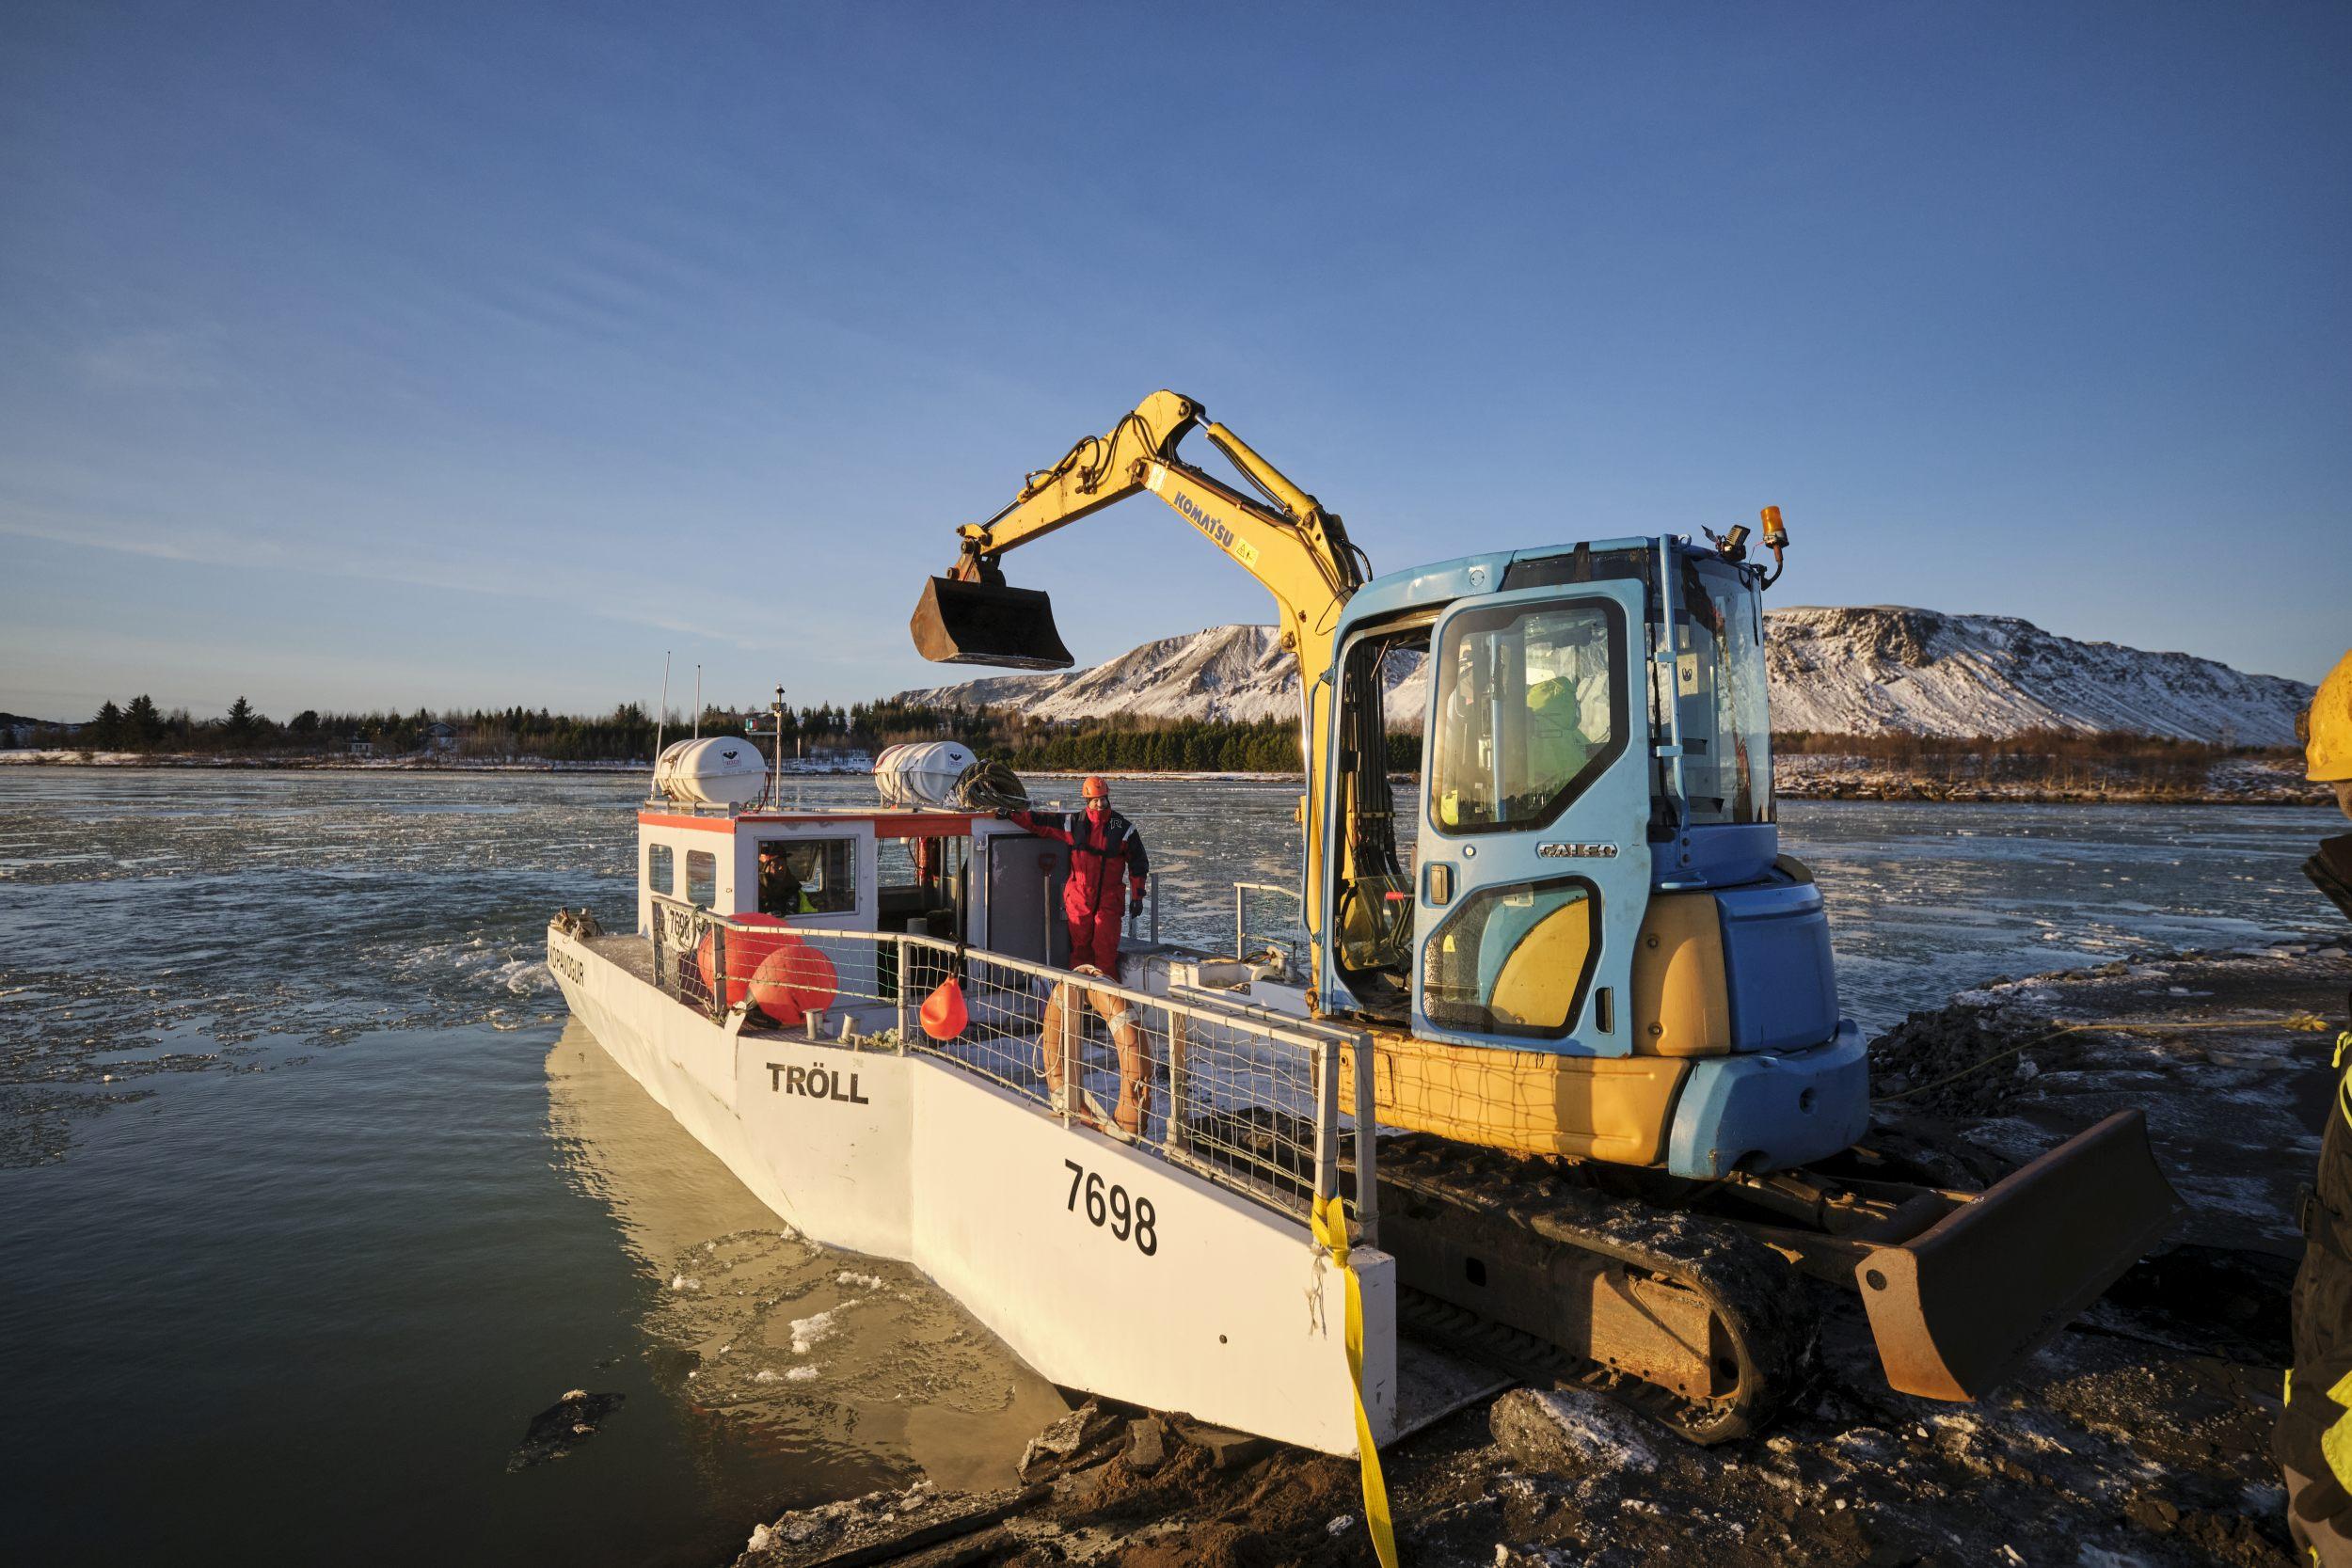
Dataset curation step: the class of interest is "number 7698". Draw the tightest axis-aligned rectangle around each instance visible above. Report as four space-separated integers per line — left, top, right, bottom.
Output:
1063 1159 1158 1257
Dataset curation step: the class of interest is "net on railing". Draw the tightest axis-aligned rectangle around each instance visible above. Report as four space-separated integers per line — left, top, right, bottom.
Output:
645 895 1364 1227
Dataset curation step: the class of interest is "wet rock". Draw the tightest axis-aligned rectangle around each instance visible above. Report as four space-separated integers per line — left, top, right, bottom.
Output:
1018 1398 1121 1481
506 1389 624 1470
737 1480 974 1566
1488 1387 1661 1478
1179 1420 1274 1471
1124 1416 1168 1473
1867 1004 2030 1115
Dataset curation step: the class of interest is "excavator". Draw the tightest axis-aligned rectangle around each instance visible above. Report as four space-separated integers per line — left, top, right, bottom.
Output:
910 390 2182 1440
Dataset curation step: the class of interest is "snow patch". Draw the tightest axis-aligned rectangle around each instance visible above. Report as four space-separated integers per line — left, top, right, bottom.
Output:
1527 1388 1660 1474
790 1307 851 1354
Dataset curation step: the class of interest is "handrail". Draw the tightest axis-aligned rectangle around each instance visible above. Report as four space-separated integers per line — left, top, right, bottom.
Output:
642 894 1373 1235
1232 879 1306 966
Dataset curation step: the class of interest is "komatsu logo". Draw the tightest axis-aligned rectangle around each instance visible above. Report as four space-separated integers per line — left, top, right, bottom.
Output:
1151 473 1262 568
1537 841 1618 859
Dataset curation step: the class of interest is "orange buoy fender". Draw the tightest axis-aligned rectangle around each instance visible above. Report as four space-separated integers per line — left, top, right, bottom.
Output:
918 978 968 1040
751 941 837 1026
697 913 796 1009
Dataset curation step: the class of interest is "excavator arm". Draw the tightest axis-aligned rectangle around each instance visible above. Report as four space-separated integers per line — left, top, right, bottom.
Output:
911 389 1369 949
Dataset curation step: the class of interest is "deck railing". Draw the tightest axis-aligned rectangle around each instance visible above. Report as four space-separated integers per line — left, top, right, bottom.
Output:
645 895 1375 1241
1231 880 1304 976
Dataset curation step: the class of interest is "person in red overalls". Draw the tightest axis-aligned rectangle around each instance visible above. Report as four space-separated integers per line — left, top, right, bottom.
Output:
1009 775 1151 979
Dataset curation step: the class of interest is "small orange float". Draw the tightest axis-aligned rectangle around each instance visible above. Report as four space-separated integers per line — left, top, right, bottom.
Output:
918 978 968 1040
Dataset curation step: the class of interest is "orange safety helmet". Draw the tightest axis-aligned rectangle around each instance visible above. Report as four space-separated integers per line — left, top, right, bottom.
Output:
1080 774 1110 800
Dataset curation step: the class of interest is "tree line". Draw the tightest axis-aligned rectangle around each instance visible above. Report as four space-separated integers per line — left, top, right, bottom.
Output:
10 692 2284 780
1773 726 2290 789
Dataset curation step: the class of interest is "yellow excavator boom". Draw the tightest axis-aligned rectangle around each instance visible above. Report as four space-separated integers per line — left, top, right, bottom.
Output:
913 389 1366 944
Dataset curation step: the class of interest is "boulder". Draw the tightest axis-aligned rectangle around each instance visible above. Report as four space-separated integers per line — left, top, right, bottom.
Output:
1487 1387 1661 1478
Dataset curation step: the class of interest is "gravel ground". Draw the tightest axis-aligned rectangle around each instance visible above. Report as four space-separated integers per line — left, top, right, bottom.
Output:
730 942 2348 1568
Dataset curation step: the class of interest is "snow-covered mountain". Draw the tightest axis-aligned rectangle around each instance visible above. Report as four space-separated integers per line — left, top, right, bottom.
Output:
901 625 1324 726
1762 607 2311 743
898 609 2314 745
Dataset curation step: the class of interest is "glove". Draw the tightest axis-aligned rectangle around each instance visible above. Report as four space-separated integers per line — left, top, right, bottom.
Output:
993 807 1013 820
1129 896 1146 921
2278 1375 2352 1527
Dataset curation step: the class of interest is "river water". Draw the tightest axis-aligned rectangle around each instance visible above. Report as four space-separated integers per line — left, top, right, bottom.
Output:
1 768 2341 1564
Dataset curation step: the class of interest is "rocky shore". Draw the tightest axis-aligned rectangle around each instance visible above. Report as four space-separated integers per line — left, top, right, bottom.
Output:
1773 753 2328 807
728 942 2347 1568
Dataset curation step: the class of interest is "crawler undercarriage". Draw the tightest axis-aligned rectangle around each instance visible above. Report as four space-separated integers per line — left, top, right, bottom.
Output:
1369 1111 2181 1441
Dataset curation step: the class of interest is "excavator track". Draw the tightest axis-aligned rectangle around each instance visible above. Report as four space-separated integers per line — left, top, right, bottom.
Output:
1372 1134 1816 1444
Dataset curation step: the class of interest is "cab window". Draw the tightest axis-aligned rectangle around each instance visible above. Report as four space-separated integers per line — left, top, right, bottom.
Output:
1422 878 1599 1039
646 843 675 896
758 838 857 916
1429 598 1627 834
1669 561 1774 827
686 850 718 908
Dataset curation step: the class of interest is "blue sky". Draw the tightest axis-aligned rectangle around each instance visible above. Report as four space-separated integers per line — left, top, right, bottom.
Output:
3 1 2345 722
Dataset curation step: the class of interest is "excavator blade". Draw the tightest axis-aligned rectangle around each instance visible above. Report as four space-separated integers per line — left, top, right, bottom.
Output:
911 577 1074 670
1857 1108 2184 1401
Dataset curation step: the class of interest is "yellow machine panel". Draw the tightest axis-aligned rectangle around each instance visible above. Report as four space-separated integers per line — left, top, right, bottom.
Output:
1629 892 1733 1058
1349 1032 1691 1166
1485 898 1596 1031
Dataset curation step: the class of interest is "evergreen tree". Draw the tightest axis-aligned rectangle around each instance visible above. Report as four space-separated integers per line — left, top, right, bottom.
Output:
125 694 164 748
89 700 124 748
225 696 258 747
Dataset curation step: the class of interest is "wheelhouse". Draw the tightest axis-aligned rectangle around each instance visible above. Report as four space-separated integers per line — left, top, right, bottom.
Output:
634 804 1089 972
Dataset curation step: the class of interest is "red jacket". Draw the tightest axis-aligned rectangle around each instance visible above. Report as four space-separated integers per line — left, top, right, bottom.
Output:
1012 808 1150 920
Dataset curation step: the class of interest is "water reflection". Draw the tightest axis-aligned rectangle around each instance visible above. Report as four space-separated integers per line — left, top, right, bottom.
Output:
543 1020 1069 1497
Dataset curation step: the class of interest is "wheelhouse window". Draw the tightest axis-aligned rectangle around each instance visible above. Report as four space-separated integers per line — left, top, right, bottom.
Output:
686 849 718 908
1422 877 1600 1038
646 842 675 896
758 838 857 916
1429 598 1627 834
1667 561 1773 827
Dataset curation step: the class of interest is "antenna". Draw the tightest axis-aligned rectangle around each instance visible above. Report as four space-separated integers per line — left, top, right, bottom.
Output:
653 650 671 798
692 665 703 739
771 683 787 805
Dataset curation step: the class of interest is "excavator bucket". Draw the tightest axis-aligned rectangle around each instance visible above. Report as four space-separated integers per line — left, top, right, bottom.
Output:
1857 1109 2184 1401
910 577 1074 670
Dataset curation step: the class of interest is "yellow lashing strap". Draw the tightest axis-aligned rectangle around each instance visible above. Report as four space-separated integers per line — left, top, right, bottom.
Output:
1312 1193 1399 1568
2318 1370 2352 1494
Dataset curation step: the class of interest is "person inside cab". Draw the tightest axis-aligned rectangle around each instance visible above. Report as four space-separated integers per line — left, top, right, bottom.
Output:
758 845 816 915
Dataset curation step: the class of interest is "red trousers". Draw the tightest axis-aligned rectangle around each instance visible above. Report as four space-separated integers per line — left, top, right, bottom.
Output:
1066 909 1121 977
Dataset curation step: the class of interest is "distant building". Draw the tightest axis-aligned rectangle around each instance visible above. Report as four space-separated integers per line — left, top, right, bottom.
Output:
421 722 458 755
347 738 375 758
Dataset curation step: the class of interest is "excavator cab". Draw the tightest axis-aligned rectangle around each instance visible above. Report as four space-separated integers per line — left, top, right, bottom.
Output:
911 575 1074 670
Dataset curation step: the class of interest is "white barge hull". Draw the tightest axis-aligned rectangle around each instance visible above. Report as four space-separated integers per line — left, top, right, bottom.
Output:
548 926 1395 1456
